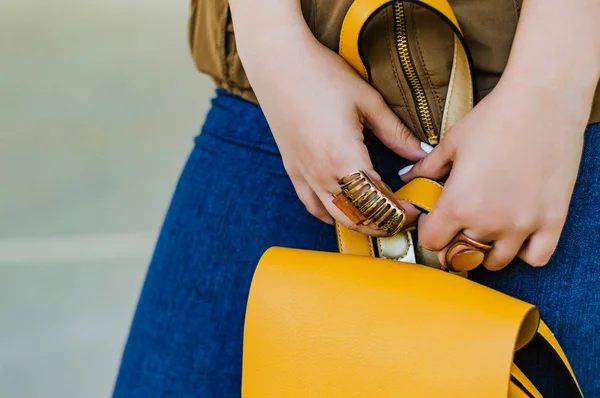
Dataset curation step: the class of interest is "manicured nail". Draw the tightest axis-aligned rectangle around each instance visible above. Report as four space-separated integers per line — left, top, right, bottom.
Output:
421 142 434 154
398 164 414 177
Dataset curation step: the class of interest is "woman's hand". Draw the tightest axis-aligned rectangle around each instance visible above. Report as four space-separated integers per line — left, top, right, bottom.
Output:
400 0 599 270
230 1 427 235
401 75 588 269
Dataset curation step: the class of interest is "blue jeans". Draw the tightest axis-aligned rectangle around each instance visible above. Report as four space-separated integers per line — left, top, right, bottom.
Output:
113 90 600 397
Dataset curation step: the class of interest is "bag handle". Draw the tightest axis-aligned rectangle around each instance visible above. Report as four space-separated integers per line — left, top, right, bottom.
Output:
339 0 474 139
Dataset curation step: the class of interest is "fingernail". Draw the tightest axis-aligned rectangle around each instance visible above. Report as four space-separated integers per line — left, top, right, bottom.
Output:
398 164 414 177
421 142 434 154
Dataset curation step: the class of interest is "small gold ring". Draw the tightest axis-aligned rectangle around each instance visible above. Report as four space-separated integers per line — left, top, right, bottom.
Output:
445 231 493 272
332 170 406 235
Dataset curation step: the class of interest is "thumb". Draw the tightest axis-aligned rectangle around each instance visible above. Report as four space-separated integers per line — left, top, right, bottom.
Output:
360 93 427 162
399 137 455 182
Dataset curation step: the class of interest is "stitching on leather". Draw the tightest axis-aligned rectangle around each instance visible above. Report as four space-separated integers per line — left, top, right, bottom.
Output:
379 232 411 260
339 1 369 79
336 223 374 256
462 47 473 108
336 223 346 254
452 42 473 109
399 232 412 259
441 40 458 134
404 232 412 259
476 83 496 93
403 199 432 212
384 7 420 132
414 177 443 189
476 85 495 98
411 5 443 111
397 178 443 212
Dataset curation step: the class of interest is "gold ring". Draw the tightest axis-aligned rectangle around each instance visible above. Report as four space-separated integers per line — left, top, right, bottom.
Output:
331 171 406 235
445 231 493 272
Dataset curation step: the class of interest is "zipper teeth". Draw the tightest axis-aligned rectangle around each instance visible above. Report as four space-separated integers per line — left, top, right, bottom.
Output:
393 2 437 144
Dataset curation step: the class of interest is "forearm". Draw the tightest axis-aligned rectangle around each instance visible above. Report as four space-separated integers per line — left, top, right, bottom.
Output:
228 0 314 71
505 0 600 112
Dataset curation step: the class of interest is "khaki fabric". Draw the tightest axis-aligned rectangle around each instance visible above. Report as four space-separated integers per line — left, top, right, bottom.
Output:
188 0 600 136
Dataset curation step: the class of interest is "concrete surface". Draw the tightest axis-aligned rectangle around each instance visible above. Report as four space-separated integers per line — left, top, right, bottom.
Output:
0 0 213 396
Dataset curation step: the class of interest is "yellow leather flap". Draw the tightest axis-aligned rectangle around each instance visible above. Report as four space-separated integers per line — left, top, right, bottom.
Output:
243 248 540 398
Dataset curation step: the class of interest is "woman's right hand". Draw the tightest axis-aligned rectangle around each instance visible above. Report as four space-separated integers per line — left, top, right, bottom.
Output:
231 5 428 235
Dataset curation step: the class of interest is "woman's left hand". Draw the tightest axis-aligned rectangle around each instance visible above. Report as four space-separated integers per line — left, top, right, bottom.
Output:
400 76 589 270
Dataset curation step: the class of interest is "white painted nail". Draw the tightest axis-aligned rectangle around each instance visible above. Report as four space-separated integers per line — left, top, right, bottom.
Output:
421 142 434 154
398 164 414 177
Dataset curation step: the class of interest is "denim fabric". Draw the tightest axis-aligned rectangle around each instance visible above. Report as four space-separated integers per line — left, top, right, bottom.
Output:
113 89 599 397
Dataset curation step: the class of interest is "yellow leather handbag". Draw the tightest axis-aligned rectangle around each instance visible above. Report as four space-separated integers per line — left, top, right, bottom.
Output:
242 1 584 397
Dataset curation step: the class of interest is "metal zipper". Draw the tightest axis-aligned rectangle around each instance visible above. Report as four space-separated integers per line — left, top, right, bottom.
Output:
393 2 438 145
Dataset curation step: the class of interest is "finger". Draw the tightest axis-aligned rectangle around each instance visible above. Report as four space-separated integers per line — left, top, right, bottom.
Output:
359 93 427 162
435 228 496 270
312 160 388 236
481 234 528 271
315 166 419 237
323 191 421 236
313 140 395 236
397 199 422 229
518 229 561 267
291 176 334 224
316 189 389 237
399 137 455 183
417 204 461 252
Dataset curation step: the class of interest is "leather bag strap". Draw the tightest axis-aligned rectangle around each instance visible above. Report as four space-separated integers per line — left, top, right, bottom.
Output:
537 320 583 396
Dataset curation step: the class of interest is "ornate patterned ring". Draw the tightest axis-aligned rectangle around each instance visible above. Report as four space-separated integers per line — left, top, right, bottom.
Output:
331 171 406 235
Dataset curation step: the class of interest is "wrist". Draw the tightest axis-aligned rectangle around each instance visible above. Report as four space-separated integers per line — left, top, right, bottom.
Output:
503 54 599 105
494 73 592 139
503 0 600 108
231 16 318 84
236 26 315 71
501 70 595 131
229 0 315 71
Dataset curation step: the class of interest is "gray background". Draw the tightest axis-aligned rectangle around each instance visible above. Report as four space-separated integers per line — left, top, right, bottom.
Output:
1 0 213 396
